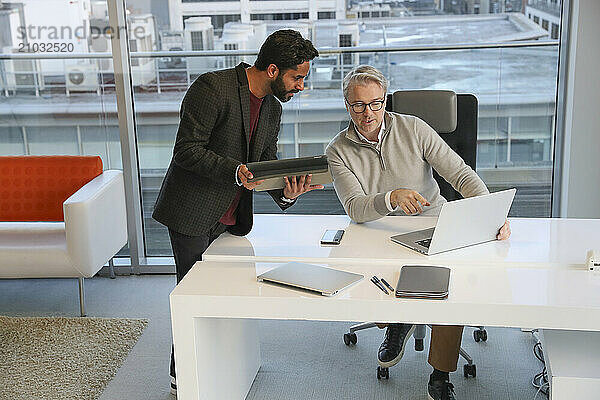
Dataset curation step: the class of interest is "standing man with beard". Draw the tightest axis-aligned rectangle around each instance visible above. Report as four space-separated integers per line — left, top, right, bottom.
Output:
152 30 321 395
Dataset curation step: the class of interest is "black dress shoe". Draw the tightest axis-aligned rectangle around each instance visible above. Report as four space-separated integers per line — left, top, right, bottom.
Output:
428 378 456 400
377 323 415 367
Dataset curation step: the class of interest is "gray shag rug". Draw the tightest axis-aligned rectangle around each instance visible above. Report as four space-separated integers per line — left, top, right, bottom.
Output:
0 316 148 400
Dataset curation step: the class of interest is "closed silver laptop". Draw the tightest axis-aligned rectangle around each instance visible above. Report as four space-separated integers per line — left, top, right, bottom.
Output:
253 171 332 191
257 262 363 296
247 155 333 192
391 188 516 255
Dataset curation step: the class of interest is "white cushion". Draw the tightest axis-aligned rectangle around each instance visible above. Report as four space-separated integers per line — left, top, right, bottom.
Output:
0 222 76 277
0 170 127 279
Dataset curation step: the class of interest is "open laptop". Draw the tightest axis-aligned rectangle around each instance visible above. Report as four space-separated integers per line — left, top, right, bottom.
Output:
390 188 516 255
257 262 363 296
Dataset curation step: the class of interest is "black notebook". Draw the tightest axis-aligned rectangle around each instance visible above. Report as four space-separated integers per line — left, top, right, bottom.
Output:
395 265 450 299
246 155 331 191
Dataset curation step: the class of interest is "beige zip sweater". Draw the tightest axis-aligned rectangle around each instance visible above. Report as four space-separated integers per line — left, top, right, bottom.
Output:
326 111 489 223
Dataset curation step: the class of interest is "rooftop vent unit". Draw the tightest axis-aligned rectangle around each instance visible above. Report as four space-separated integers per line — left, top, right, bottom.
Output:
2 47 45 95
66 63 100 95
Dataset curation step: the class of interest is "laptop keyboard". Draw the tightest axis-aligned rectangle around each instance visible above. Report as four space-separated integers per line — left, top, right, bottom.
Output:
415 238 432 248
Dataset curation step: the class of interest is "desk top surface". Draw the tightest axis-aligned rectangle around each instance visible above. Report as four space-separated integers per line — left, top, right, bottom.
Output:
204 214 600 267
171 259 600 332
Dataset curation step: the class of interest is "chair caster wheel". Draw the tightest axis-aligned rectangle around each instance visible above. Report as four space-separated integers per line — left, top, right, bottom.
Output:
473 328 488 342
414 338 424 351
343 332 357 346
463 363 476 378
377 366 389 380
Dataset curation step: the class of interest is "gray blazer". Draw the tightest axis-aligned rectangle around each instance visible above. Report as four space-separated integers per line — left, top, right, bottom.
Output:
153 63 293 236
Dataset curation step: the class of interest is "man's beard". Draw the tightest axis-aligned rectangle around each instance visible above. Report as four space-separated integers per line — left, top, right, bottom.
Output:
270 75 298 102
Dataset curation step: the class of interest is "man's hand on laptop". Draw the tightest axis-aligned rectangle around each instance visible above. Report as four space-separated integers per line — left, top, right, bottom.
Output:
391 189 430 215
238 164 264 190
282 175 324 200
496 219 511 240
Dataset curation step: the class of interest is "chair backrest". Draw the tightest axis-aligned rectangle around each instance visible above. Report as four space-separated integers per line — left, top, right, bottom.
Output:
0 156 103 222
386 90 478 201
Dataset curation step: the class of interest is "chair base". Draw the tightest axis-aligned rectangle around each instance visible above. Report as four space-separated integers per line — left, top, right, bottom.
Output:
344 323 482 379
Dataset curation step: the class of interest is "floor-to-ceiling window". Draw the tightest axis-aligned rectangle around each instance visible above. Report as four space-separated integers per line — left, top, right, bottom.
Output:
0 0 126 256
1 0 564 265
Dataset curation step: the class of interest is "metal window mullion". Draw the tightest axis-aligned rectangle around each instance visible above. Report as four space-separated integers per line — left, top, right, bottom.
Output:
0 60 8 96
1 41 561 61
21 126 29 155
102 264 175 275
155 58 161 94
551 0 572 218
105 129 113 168
107 0 145 273
549 113 555 162
76 125 83 155
294 122 299 158
506 116 512 163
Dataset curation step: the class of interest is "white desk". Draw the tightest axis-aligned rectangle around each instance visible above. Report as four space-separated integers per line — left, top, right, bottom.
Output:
540 329 600 400
171 215 600 400
171 260 600 400
204 215 598 268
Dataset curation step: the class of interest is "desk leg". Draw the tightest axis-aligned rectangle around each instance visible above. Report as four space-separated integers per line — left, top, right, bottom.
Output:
541 329 600 400
172 313 261 400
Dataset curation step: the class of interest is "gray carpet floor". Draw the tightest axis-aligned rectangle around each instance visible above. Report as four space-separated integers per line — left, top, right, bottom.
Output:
0 274 545 400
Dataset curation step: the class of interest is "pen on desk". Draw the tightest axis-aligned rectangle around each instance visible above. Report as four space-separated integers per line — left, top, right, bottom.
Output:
370 276 389 295
380 278 395 293
371 276 389 292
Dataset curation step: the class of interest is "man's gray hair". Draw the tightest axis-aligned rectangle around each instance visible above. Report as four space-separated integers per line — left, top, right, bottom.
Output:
343 65 389 99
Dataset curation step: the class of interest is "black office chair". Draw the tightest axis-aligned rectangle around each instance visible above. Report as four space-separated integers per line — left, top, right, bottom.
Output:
342 90 486 380
388 90 477 203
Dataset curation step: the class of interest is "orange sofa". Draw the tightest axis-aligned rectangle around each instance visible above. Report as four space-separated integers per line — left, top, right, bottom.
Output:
0 156 127 316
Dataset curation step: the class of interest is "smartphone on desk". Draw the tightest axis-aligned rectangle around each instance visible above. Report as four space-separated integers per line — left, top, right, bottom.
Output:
320 229 344 245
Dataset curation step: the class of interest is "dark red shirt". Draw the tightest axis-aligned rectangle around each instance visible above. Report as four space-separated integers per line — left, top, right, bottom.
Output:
219 91 263 225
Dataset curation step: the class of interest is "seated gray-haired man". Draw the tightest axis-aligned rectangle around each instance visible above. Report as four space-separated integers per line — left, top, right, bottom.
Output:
326 65 510 400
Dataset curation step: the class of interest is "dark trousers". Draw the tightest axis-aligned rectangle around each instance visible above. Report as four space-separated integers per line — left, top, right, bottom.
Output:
169 221 228 378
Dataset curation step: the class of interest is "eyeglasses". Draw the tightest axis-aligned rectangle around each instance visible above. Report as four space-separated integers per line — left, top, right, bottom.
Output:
345 98 385 113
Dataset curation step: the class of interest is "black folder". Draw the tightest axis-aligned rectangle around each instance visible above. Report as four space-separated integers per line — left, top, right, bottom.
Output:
395 265 450 299
246 155 332 191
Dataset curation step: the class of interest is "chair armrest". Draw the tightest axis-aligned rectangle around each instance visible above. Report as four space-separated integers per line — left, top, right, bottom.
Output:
63 170 127 277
